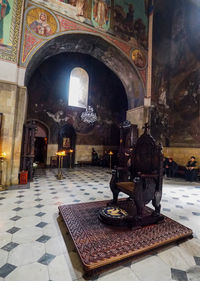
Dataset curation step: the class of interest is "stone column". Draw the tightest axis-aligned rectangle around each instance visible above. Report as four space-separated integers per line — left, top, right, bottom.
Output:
145 0 154 108
126 106 149 136
0 81 27 186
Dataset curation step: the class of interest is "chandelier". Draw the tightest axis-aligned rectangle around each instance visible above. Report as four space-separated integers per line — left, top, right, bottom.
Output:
81 106 97 124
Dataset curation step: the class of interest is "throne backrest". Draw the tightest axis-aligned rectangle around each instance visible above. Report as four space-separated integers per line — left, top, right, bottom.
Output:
132 129 163 175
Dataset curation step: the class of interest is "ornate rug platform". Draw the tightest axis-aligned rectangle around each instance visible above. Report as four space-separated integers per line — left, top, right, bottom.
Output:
58 200 192 272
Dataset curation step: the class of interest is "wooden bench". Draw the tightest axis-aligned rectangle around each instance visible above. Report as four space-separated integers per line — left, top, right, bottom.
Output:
175 165 200 181
77 161 92 167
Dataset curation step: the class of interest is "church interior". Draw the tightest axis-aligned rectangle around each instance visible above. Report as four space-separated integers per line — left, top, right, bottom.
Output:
0 0 200 280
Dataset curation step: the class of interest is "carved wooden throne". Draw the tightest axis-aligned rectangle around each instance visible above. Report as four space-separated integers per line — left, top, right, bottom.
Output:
108 124 164 227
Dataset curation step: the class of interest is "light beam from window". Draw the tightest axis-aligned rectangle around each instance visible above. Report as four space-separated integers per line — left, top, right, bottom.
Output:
68 67 89 108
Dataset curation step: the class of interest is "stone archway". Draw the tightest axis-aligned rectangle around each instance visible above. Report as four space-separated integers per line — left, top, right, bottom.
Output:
24 33 145 109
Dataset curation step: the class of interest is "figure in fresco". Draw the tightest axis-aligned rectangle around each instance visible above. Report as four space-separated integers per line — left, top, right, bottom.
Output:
134 18 147 46
0 0 10 44
131 49 146 68
76 0 87 16
68 0 76 6
158 87 167 106
30 12 52 36
124 4 134 32
93 0 109 28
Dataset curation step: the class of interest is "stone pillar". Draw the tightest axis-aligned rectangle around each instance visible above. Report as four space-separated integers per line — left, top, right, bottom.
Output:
145 0 154 107
0 81 27 186
126 106 149 136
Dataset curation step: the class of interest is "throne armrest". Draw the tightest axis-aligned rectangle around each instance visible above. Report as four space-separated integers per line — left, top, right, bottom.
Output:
111 166 130 182
114 166 129 171
140 174 159 178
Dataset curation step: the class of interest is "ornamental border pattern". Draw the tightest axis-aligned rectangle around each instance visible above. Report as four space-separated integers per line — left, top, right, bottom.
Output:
0 0 24 62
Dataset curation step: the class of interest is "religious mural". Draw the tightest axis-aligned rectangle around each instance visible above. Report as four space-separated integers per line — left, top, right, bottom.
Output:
112 0 148 47
0 0 23 62
0 0 12 45
30 0 148 47
131 48 146 69
27 8 57 37
92 0 110 30
151 0 200 147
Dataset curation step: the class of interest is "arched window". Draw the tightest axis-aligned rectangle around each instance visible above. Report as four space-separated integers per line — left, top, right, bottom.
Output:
68 67 89 108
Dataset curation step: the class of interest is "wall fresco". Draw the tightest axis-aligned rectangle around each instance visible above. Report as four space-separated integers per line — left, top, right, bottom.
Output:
27 8 57 36
22 2 147 94
151 0 200 148
0 0 11 45
30 0 148 47
0 0 22 62
92 0 111 31
131 48 146 69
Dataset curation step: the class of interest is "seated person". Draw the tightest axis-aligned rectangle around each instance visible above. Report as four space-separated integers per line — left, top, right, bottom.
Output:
163 157 169 176
165 157 178 178
92 148 98 165
185 156 198 182
124 147 134 168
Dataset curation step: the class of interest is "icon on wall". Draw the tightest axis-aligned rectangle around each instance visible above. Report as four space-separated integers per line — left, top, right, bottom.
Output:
131 48 146 69
63 137 70 148
27 8 57 37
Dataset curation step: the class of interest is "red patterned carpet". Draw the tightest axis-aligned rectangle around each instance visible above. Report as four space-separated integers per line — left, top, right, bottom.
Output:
58 200 192 272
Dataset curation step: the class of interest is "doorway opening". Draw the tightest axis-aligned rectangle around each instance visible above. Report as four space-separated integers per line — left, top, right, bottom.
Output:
34 121 49 167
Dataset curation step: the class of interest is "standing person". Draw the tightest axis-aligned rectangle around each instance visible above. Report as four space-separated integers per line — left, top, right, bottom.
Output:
92 148 98 165
165 158 178 178
185 156 197 182
0 0 10 44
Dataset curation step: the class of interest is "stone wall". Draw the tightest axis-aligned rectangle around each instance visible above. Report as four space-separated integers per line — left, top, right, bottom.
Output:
126 106 149 136
0 81 27 186
75 145 118 163
47 144 58 165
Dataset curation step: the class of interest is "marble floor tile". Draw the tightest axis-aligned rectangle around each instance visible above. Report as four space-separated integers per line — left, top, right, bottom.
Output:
0 249 8 267
131 255 172 281
15 215 41 228
12 227 43 244
186 266 200 281
0 233 12 248
8 242 45 267
0 168 199 281
98 266 140 281
158 245 196 271
4 262 49 281
48 255 73 281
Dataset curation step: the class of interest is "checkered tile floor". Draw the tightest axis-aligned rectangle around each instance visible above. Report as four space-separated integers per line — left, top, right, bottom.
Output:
0 167 200 281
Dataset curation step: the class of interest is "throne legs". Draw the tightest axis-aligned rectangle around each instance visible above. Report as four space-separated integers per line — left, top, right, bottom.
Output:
152 191 162 215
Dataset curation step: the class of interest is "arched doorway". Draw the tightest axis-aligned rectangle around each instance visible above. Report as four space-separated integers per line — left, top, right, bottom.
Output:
34 120 49 167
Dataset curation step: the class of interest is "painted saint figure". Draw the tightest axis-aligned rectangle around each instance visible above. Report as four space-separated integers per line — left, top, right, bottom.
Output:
0 0 10 44
131 49 146 68
30 12 52 36
76 0 87 17
93 0 109 28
